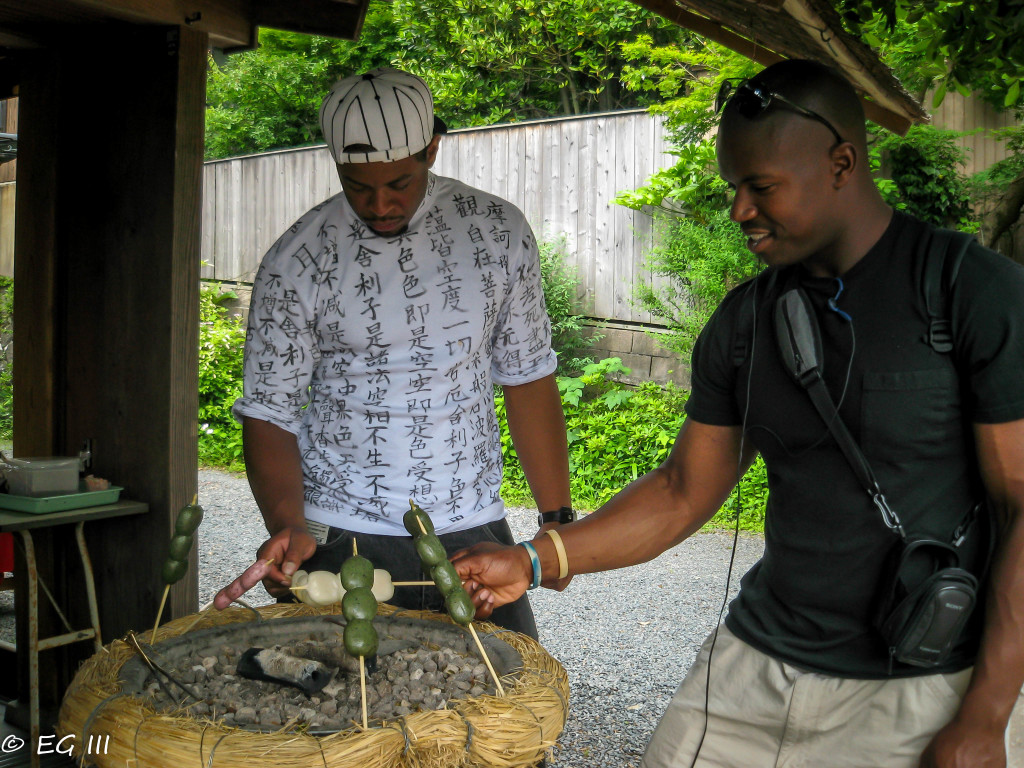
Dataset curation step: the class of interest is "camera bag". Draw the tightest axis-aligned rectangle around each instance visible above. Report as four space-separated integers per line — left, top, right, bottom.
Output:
873 537 979 669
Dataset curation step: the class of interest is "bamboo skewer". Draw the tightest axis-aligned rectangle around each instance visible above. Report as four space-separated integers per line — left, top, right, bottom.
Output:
151 586 170 644
359 655 369 730
468 623 505 696
352 537 370 730
413 515 506 697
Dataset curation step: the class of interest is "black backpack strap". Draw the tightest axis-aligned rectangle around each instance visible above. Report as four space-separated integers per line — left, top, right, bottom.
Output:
774 286 906 538
921 229 973 354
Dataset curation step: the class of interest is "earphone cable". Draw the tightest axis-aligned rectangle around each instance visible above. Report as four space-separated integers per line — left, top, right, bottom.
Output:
688 276 760 768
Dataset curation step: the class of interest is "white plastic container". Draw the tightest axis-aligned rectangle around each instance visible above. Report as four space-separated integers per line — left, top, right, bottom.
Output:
3 457 80 497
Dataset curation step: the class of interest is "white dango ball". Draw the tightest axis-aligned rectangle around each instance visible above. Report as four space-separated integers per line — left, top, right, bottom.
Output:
290 570 316 605
372 568 395 602
305 570 343 606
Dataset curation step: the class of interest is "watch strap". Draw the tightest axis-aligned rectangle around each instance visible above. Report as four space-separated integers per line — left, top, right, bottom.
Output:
538 505 576 526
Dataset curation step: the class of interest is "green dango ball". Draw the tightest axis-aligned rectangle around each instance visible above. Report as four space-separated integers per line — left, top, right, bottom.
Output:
344 619 379 658
415 535 447 567
340 555 374 590
445 589 476 626
342 587 378 622
431 560 462 596
403 505 434 536
173 504 204 536
161 558 188 585
167 534 193 562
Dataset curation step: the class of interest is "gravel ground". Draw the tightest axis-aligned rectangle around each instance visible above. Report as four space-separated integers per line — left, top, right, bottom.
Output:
0 469 765 767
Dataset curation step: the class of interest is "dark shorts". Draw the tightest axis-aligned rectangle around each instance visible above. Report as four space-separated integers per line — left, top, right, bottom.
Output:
295 518 538 640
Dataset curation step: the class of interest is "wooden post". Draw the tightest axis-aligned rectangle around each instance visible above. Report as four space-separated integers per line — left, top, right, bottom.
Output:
10 24 206 711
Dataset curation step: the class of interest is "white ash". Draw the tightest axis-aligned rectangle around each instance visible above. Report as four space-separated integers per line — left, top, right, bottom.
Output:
142 635 497 731
249 648 331 681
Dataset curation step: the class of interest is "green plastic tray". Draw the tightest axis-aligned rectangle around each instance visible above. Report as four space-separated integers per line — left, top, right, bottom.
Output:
0 482 123 514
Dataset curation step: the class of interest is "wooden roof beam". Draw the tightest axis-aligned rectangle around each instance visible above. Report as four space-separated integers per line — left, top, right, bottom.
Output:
782 0 915 134
52 0 255 48
252 0 366 42
631 0 915 135
632 0 785 69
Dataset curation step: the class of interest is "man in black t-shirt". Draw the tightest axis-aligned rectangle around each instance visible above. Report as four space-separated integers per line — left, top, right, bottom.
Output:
452 59 1024 767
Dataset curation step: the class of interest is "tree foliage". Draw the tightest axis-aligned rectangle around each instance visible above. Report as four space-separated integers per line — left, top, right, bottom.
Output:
837 0 1024 110
619 35 756 146
873 125 976 229
205 9 401 159
205 0 685 159
391 0 683 121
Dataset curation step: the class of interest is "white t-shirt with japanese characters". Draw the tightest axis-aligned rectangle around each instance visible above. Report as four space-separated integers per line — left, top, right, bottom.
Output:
233 172 557 536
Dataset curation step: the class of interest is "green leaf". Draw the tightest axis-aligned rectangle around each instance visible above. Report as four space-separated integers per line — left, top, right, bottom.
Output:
1004 79 1021 107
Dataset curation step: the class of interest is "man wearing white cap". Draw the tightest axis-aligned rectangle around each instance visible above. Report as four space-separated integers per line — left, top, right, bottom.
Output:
232 68 573 637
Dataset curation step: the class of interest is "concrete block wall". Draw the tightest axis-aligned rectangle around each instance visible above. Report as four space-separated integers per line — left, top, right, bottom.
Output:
585 322 690 388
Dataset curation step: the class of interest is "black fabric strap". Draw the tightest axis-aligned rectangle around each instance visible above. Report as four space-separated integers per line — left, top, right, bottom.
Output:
802 374 905 537
773 284 906 538
921 229 972 354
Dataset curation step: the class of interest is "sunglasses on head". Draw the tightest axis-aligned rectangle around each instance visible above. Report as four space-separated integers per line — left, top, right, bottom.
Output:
715 78 844 146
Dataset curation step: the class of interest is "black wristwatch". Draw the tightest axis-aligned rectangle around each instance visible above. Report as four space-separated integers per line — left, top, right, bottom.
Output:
538 506 577 526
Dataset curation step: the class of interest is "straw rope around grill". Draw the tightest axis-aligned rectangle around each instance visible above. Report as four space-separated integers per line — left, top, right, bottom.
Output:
58 602 569 768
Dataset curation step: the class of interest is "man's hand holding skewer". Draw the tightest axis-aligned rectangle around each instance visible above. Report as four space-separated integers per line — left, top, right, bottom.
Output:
257 526 317 598
451 542 533 620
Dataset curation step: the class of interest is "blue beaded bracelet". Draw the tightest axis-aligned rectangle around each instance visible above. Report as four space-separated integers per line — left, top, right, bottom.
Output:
518 541 542 590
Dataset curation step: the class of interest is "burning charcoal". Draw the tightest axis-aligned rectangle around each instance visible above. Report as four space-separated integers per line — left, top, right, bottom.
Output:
236 647 334 696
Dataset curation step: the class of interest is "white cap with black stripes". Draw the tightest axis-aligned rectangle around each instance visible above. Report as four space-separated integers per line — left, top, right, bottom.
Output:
319 68 446 164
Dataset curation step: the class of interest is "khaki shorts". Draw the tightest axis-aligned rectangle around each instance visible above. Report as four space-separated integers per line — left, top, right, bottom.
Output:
642 624 974 768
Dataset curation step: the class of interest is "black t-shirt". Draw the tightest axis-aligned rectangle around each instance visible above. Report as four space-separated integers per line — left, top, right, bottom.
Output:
685 211 1024 677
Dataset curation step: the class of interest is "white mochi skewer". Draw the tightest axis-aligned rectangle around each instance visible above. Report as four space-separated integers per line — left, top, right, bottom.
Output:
290 568 396 604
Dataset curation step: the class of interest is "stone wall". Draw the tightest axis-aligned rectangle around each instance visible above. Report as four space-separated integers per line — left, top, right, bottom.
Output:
585 322 690 388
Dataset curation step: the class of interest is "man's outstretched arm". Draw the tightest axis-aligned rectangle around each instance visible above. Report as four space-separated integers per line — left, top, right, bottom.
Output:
454 418 754 615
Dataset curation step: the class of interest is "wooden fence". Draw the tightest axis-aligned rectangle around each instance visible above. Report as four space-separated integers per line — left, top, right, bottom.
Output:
201 109 675 324
1 96 1018 297
929 90 1019 175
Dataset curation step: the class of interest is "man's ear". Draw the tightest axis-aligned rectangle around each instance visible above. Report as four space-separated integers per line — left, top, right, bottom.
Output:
830 142 857 189
425 135 441 168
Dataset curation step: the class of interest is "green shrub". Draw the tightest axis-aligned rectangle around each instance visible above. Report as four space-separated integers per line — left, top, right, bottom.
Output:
873 125 976 230
497 357 767 532
618 138 763 359
635 208 759 359
967 125 1024 209
538 236 601 374
198 284 247 471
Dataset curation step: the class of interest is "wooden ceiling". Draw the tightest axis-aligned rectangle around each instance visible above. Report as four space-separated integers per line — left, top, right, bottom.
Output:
0 0 367 52
0 0 926 133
